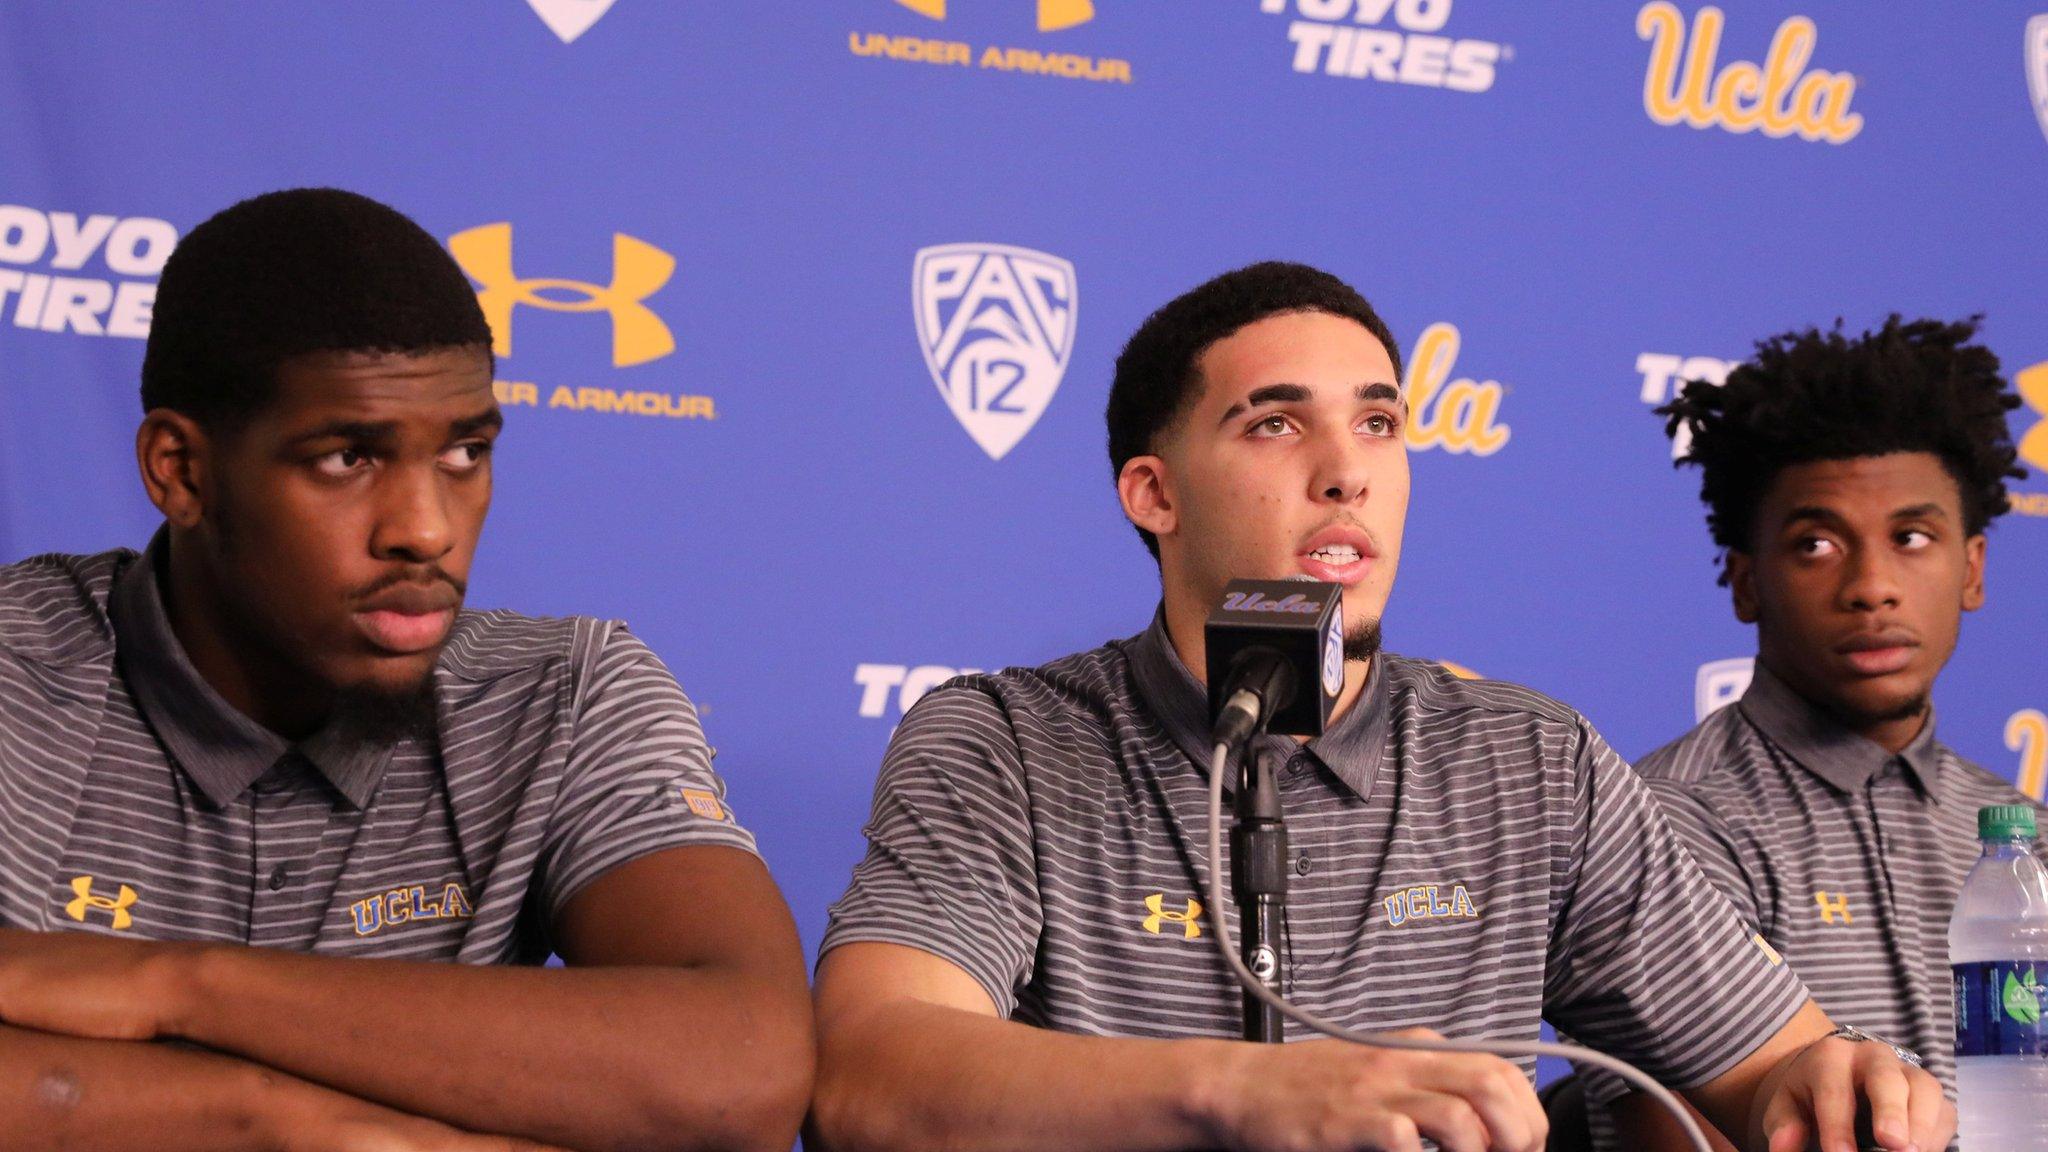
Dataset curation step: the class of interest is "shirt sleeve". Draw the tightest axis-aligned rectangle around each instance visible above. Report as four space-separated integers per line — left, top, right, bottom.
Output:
538 622 758 920
820 682 1042 1017
1544 720 1807 1101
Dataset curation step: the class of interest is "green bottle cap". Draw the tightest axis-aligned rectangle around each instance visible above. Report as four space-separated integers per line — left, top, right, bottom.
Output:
1980 804 2038 841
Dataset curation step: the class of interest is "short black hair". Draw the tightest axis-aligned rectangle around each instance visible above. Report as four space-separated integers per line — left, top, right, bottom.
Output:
1106 261 1402 558
142 188 492 427
1660 314 2024 583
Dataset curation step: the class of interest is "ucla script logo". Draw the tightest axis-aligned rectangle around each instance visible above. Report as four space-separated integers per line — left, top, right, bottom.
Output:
1636 3 1861 143
914 244 1076 460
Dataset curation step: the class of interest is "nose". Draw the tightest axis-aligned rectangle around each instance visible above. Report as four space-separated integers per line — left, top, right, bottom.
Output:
1838 546 1903 613
1308 425 1371 506
370 463 454 565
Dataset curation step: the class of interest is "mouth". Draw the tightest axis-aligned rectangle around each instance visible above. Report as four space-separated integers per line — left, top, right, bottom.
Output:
350 584 460 656
1834 631 1919 677
1296 525 1378 586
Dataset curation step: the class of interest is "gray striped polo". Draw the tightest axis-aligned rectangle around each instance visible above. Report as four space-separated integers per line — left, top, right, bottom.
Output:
823 614 1808 1091
1578 664 2048 1151
0 539 755 959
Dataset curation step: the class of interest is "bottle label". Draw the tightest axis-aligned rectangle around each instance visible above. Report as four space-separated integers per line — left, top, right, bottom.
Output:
1954 961 2048 1057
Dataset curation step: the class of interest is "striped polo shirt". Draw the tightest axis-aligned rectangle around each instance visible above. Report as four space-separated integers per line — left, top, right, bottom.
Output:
0 539 755 959
1579 665 2048 1151
824 615 1808 1091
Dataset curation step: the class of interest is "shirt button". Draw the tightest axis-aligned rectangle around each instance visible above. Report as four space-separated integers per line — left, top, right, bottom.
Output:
267 864 289 891
1295 852 1313 876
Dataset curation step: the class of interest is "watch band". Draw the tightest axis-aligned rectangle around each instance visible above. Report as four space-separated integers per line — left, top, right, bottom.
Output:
1823 1024 1925 1068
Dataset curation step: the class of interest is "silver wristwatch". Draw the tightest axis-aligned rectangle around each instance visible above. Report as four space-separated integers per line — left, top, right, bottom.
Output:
1823 1024 1925 1068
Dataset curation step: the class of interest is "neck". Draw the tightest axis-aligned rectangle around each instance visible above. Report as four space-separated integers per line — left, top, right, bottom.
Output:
162 533 331 740
1160 578 1371 736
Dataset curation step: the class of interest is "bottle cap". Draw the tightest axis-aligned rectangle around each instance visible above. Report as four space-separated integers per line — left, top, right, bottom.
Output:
1979 804 2038 841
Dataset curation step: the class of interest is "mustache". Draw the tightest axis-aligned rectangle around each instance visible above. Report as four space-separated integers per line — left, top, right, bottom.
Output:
345 567 467 604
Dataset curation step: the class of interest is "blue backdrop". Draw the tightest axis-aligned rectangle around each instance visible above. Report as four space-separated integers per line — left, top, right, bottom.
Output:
3 2 2046 975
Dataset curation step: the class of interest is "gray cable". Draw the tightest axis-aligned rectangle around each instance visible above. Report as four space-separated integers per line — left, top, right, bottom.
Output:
1206 741 1716 1152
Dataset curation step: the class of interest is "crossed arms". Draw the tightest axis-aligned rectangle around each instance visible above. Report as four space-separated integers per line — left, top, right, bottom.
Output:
0 845 812 1152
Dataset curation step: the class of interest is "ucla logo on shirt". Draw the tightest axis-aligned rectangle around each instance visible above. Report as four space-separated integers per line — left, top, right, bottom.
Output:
348 883 475 938
913 243 1077 461
63 876 139 931
1383 882 1479 927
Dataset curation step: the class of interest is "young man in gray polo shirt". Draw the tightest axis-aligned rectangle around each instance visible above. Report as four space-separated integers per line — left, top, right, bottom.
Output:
0 190 812 1151
812 263 1952 1152
1579 318 2041 1151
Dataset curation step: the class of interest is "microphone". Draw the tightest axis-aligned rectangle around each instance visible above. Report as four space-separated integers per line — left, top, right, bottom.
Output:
1205 578 1345 747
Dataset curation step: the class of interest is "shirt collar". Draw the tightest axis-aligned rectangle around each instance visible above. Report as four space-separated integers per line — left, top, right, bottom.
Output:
1126 608 1389 801
1735 661 1943 796
109 530 395 809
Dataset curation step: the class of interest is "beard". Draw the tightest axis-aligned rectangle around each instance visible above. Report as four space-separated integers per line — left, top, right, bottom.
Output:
326 678 440 746
1826 689 1930 734
1343 617 1383 663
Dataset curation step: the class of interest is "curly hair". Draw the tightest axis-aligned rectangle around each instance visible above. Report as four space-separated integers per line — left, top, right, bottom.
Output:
1106 261 1401 559
1659 315 2024 582
142 188 491 428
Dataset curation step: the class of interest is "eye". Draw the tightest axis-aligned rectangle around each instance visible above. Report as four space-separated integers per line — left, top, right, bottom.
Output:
1898 528 1933 550
1247 414 1295 439
312 448 370 478
440 442 492 471
1359 411 1400 438
1794 536 1838 558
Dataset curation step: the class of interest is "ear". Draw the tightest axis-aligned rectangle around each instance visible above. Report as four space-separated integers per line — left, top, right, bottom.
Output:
1961 533 1987 612
1727 550 1760 624
135 410 211 529
1117 455 1176 543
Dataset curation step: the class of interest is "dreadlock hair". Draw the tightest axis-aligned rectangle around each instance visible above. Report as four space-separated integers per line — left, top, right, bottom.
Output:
1106 261 1402 559
1659 314 2024 584
142 188 492 429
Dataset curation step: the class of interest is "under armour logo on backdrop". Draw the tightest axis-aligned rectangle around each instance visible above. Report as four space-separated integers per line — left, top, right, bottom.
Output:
912 243 1076 461
527 0 616 44
2028 15 2048 144
894 0 1095 32
449 222 676 368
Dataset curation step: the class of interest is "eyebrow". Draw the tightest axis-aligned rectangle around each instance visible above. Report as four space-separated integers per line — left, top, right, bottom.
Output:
290 408 504 446
1218 381 1404 426
1782 502 1952 528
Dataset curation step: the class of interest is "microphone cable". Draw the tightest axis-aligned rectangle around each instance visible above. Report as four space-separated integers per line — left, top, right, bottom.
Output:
1205 740 1716 1152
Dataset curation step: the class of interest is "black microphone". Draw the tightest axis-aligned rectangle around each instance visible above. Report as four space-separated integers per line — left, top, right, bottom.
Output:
1205 578 1345 747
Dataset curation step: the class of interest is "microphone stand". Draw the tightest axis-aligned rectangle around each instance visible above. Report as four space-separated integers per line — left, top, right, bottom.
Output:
1231 741 1287 1042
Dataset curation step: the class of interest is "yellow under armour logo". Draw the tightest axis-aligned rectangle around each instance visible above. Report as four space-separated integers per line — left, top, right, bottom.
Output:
2017 361 2048 473
894 0 1094 32
447 222 676 368
1815 891 1853 924
1142 893 1202 939
64 876 138 931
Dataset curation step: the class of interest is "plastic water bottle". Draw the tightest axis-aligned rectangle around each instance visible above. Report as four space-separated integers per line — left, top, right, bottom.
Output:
1951 803 2048 1149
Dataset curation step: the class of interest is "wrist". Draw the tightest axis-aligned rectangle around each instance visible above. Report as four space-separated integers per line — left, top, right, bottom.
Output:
1175 1037 1256 1147
155 941 232 1043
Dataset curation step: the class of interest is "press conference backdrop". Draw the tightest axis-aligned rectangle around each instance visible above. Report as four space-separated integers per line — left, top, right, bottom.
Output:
3 3 2047 977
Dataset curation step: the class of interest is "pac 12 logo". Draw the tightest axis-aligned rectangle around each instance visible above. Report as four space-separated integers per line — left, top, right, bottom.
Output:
2029 15 2048 145
526 0 615 44
914 244 1076 460
1696 657 1753 722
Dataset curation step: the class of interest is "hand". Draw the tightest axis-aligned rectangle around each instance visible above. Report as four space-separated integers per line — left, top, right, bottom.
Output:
0 928 201 1041
1199 1030 1547 1152
1757 1034 1953 1152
